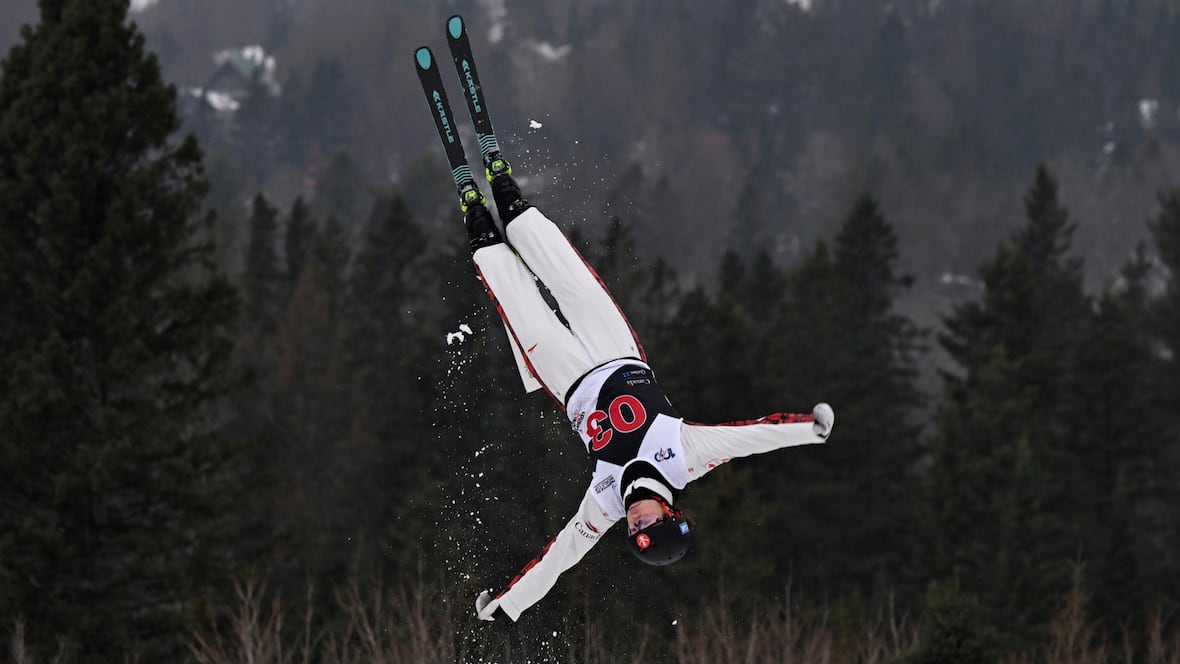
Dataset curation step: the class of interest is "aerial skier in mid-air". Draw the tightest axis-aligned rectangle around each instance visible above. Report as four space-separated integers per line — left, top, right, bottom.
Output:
416 16 835 623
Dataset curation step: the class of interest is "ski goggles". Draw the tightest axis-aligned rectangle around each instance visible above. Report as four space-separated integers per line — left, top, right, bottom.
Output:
626 498 679 536
628 513 667 536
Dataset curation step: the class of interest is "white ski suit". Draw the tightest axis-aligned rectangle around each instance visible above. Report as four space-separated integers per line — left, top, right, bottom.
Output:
472 207 833 622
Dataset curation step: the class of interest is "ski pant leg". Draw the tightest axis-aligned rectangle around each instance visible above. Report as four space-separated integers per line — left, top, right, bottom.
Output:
472 243 596 404
504 208 644 369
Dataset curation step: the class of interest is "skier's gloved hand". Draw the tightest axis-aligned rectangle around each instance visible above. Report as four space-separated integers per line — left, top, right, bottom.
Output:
475 589 508 622
812 403 835 439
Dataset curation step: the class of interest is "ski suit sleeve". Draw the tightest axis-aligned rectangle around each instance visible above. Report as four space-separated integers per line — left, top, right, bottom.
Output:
680 405 833 481
493 488 618 621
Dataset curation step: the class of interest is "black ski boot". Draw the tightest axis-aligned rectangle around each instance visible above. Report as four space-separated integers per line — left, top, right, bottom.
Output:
486 154 531 224
460 183 502 251
465 203 503 251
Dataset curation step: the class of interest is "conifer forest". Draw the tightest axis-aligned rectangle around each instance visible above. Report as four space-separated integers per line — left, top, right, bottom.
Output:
2 1 1180 662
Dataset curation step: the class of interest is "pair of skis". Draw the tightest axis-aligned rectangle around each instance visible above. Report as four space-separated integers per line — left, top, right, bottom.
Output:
414 15 505 212
415 19 543 394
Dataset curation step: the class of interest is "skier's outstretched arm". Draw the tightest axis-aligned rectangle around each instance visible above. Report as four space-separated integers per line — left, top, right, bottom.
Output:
680 403 834 480
475 488 618 622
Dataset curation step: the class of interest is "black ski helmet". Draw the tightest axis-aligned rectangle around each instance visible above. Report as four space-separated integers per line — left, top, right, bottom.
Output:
625 498 691 566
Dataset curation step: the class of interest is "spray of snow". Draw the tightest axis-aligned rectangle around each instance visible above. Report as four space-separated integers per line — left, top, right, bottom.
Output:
434 386 566 661
446 323 475 345
529 119 544 130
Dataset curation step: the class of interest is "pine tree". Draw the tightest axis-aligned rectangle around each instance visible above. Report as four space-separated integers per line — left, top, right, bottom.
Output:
1069 251 1172 634
311 214 349 300
595 217 645 313
751 194 924 600
265 210 355 583
645 281 780 608
344 194 430 399
1149 189 1180 407
1145 188 1180 613
825 194 924 593
0 1 239 660
990 436 1059 644
635 256 681 360
899 581 999 664
1091 471 1145 634
341 193 437 571
720 243 840 601
592 215 675 343
242 193 282 330
284 196 316 295
719 246 787 322
923 166 1090 644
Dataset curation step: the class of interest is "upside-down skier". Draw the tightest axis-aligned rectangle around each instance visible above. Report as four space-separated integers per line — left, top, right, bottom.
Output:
413 17 834 625
464 163 835 623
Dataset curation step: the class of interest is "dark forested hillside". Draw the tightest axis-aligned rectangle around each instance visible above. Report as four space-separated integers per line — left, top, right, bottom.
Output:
5 0 1174 301
2 1 1179 662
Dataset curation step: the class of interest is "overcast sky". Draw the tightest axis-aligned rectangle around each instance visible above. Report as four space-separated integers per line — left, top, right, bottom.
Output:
0 1 37 56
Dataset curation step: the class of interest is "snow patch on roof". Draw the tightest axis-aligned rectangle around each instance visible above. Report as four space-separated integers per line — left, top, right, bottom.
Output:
1139 99 1159 129
478 0 508 44
939 272 980 289
205 91 240 113
212 45 281 96
214 45 271 74
531 41 572 62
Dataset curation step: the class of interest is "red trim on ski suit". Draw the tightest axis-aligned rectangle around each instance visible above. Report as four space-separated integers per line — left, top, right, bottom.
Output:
496 536 556 599
686 412 816 427
559 235 648 366
473 261 561 404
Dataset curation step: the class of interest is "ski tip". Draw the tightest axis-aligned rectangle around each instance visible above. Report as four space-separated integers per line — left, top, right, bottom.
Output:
447 15 465 40
414 47 433 70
